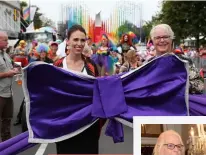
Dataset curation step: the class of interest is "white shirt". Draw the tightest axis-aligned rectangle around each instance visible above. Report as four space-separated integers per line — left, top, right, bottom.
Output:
0 51 13 97
56 40 67 58
62 57 88 75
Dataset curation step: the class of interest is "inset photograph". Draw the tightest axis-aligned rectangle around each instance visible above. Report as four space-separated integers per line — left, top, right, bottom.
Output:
141 124 206 155
134 117 206 155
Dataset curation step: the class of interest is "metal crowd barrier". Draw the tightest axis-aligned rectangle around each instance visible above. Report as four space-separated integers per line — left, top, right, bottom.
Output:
192 57 206 71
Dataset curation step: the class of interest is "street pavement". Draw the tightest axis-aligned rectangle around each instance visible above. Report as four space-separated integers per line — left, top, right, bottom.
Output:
10 79 133 155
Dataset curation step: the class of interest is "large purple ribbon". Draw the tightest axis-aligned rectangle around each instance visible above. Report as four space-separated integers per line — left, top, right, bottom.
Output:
24 54 188 144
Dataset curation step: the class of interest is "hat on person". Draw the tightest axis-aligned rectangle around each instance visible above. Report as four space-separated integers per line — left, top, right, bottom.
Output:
36 43 49 53
19 40 26 45
50 41 58 47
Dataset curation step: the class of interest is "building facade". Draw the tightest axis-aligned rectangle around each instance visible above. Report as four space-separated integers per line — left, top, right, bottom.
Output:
0 1 21 39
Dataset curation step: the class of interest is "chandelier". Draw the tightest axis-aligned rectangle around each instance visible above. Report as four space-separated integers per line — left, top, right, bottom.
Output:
187 125 206 155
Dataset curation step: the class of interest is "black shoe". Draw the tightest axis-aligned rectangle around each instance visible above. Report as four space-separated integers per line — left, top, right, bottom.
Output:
13 120 21 126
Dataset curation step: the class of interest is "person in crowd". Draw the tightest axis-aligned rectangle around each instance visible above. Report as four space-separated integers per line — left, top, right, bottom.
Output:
149 24 204 94
48 42 60 63
120 50 142 73
54 24 105 154
28 40 39 63
108 47 120 74
187 48 197 58
82 37 94 58
0 31 19 141
91 44 97 54
53 45 71 67
86 36 93 48
153 130 185 155
82 44 93 58
199 47 206 58
114 62 121 74
91 34 115 76
145 45 156 61
36 43 53 63
117 34 136 64
14 40 29 67
56 38 68 58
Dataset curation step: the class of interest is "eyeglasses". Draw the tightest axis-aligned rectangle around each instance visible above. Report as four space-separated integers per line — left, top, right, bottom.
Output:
154 35 171 41
164 143 184 151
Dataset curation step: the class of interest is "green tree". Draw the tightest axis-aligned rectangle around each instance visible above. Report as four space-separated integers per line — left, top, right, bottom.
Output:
33 7 43 29
142 15 161 42
158 1 206 51
20 1 29 31
41 16 55 27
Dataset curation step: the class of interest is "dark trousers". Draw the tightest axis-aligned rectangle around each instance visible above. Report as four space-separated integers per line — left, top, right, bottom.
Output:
56 120 100 154
16 98 25 122
0 96 13 141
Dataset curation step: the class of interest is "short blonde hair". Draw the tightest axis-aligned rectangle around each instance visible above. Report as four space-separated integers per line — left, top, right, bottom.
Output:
125 50 137 63
153 130 184 155
150 24 174 40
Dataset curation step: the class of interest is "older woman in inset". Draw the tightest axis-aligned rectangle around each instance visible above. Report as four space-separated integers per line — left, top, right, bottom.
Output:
149 24 204 94
153 130 185 155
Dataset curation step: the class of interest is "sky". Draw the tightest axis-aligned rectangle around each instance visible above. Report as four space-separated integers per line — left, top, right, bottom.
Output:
24 0 161 26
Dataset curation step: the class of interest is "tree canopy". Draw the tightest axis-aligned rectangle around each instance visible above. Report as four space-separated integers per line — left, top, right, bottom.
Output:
142 1 206 49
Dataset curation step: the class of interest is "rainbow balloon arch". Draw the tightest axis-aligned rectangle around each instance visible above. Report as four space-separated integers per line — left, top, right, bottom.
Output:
64 1 142 44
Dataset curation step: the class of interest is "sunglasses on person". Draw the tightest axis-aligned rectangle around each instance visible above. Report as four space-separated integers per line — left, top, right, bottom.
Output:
163 143 184 151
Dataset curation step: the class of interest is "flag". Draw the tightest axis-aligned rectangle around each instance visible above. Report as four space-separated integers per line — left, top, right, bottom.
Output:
29 6 37 21
23 6 30 21
95 12 101 27
0 54 206 155
26 22 34 32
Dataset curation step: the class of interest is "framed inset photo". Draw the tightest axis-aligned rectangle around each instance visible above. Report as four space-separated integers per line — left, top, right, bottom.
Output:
133 116 206 155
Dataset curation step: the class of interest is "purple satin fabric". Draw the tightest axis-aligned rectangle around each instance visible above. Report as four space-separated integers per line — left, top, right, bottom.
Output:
189 94 206 115
94 55 188 120
0 132 36 155
92 75 128 118
26 65 97 140
26 55 188 142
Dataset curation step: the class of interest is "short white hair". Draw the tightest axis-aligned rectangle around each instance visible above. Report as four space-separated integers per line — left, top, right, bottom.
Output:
153 130 184 155
150 24 174 40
